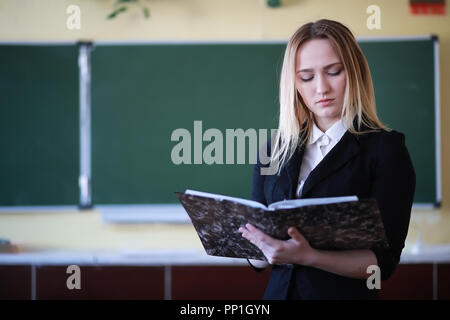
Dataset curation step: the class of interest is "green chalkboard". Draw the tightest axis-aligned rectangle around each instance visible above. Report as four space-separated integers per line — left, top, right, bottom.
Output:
360 39 437 205
0 38 438 207
0 45 79 206
91 44 283 204
91 39 438 205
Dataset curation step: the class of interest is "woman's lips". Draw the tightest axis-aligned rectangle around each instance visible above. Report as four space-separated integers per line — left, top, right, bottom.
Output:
317 98 334 106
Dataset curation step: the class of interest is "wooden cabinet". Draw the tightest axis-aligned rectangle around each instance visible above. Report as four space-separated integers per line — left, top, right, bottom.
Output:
35 266 165 300
0 265 31 300
380 264 434 300
0 263 448 300
171 266 270 300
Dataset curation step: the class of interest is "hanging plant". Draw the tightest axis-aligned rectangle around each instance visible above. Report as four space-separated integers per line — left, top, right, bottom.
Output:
106 0 280 20
267 0 281 8
107 0 150 19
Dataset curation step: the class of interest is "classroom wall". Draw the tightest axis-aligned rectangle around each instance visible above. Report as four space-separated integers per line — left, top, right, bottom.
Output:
1 0 449 245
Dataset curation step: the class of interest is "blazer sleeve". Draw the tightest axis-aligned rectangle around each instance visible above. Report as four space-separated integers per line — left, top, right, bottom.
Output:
369 131 416 280
246 138 272 272
250 138 272 206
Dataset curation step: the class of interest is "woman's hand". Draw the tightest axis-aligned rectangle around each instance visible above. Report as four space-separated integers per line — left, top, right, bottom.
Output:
238 223 317 266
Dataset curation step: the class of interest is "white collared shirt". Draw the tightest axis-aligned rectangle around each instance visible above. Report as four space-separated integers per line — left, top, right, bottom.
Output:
296 119 348 198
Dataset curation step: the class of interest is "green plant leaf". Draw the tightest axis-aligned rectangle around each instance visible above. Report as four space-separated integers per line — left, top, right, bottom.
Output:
107 6 128 19
142 7 150 18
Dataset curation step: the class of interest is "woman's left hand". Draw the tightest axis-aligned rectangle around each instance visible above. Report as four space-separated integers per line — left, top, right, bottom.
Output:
238 223 317 266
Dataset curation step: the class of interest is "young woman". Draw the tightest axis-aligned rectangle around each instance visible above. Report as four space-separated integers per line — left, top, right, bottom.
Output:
238 19 416 300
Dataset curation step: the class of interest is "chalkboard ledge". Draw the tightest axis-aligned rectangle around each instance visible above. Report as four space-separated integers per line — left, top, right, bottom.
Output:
98 204 190 224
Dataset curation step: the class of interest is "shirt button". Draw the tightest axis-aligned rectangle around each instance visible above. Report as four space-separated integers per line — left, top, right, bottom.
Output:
321 135 330 146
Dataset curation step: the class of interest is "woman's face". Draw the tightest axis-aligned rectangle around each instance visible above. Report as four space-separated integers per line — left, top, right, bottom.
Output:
295 39 347 131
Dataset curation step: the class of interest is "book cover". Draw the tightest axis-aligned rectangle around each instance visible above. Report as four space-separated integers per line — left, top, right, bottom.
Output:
175 190 389 261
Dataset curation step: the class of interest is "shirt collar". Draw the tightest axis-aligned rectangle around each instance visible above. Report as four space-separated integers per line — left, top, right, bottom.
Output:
309 118 348 145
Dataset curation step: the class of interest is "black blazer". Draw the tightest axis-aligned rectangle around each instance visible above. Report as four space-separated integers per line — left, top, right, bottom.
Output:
250 127 416 300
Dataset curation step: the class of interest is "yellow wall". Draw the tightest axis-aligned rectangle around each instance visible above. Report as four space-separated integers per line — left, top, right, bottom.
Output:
0 0 449 249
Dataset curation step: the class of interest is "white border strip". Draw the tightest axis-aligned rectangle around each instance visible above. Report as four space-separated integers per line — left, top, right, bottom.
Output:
98 204 190 223
95 36 434 46
434 38 442 205
0 41 77 45
412 203 437 210
356 35 433 42
0 206 79 212
0 203 436 216
0 250 250 266
95 36 434 45
0 35 431 47
0 204 190 223
78 43 93 208
0 249 448 266
94 39 287 45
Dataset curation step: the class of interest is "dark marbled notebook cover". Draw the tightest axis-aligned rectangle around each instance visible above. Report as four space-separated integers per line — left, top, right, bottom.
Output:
175 192 389 261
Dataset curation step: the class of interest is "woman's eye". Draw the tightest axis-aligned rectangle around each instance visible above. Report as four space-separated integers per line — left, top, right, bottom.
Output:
301 76 313 82
328 69 342 76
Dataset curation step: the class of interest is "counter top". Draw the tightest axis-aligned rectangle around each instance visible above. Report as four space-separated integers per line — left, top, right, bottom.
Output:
1 246 450 266
1 207 450 265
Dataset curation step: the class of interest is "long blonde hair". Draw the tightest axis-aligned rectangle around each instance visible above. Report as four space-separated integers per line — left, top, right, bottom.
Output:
270 19 387 174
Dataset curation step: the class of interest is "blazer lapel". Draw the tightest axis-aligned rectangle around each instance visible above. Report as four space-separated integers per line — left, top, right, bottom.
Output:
285 143 305 199
301 131 360 197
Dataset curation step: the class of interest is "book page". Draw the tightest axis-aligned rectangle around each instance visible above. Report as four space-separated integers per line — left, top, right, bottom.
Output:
185 189 268 210
268 195 358 210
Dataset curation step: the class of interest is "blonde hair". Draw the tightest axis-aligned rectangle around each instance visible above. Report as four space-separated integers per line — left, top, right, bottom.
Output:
270 19 387 174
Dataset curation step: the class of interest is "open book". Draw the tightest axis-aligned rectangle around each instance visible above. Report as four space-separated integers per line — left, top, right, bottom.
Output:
175 189 389 261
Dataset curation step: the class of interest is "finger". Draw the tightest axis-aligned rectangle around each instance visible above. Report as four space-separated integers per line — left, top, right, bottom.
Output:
245 224 270 242
246 224 283 251
240 230 250 241
239 226 255 243
288 227 306 243
241 226 266 249
245 224 268 238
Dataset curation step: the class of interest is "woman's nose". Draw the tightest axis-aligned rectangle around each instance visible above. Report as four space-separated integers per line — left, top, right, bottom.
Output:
316 75 331 95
